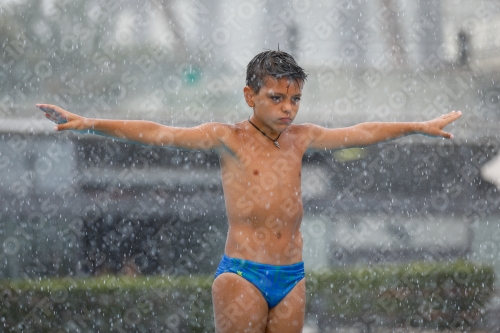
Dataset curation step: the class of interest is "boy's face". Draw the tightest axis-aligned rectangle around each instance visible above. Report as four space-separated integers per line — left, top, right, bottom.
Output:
244 76 303 134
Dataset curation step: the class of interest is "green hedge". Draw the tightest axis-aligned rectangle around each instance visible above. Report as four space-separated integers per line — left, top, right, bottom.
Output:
307 260 495 330
0 260 494 332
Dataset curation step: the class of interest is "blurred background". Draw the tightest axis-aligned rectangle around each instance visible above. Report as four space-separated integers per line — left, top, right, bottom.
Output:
1 0 500 331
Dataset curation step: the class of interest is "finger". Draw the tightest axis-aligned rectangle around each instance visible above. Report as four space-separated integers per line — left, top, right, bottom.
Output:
441 131 453 139
45 112 65 125
55 122 72 131
44 113 57 123
36 104 66 116
440 111 462 127
448 110 462 119
440 111 459 119
36 103 60 110
38 104 68 124
37 104 59 113
38 105 60 115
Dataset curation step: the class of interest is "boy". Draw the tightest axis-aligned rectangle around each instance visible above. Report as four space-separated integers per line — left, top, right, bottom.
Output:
37 50 461 333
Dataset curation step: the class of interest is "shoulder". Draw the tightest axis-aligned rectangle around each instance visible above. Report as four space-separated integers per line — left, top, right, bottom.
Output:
280 123 322 150
288 123 324 139
287 123 341 151
197 122 238 137
290 122 322 130
203 122 245 152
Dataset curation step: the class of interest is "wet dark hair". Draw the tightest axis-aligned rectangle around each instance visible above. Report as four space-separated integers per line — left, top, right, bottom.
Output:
246 50 307 93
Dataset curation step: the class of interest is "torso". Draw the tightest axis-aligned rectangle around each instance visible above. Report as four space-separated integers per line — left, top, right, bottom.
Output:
216 121 311 265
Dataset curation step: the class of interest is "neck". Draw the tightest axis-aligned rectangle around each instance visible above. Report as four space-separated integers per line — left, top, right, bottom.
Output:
248 117 282 149
248 116 280 138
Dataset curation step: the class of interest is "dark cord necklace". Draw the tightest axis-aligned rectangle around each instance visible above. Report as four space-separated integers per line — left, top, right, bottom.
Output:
247 117 281 149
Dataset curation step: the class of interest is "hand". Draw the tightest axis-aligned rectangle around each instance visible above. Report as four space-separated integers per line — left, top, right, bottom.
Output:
36 104 85 131
422 110 462 139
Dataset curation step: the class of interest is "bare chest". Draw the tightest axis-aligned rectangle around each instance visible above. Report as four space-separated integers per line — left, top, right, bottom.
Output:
221 134 304 189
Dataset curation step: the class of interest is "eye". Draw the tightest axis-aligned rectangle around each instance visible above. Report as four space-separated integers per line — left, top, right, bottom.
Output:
270 96 281 102
292 97 301 103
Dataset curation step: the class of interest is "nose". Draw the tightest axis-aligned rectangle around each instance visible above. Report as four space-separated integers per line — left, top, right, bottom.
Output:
282 101 292 114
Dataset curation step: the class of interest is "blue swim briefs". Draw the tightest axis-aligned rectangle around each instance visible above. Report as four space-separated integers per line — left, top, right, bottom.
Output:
214 254 305 308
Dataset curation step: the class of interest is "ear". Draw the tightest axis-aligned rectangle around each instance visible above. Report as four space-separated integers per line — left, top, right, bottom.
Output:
243 86 255 108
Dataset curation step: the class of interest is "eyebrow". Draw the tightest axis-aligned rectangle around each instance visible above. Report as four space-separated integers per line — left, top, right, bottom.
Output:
267 92 302 97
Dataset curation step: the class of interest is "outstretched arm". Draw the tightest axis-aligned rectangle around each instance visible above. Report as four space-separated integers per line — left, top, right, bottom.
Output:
307 111 462 150
36 104 228 150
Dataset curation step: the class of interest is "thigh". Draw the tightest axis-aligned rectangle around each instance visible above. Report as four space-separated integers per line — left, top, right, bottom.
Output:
212 272 269 333
265 278 306 333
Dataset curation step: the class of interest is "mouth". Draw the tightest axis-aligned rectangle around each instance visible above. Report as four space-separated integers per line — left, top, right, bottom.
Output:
279 118 292 124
